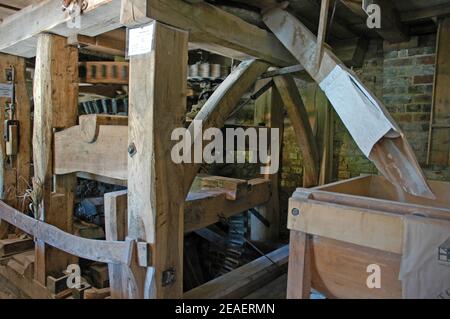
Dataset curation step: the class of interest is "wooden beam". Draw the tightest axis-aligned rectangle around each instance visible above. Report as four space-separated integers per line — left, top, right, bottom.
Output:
317 101 334 185
32 33 78 285
121 0 296 66
0 201 135 265
184 245 288 299
251 80 283 241
104 190 128 299
314 0 330 72
0 238 34 257
0 53 31 239
288 195 404 254
54 115 128 181
68 29 126 57
127 21 188 299
401 3 450 23
427 18 450 166
273 76 319 187
185 178 271 233
0 0 122 57
287 231 311 299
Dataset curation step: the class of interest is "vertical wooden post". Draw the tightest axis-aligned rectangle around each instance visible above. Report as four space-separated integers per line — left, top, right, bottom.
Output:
33 34 78 285
274 76 319 187
287 230 311 299
427 17 450 166
0 53 31 239
127 22 188 299
104 190 128 299
251 79 283 242
317 101 334 185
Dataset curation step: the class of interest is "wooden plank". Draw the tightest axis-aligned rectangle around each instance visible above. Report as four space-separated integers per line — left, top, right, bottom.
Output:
0 201 134 265
104 190 128 299
0 263 51 299
0 0 122 57
32 33 78 285
84 287 111 299
273 76 319 187
401 3 450 23
0 53 31 238
122 0 296 66
200 176 248 201
7 250 34 279
288 195 404 254
0 238 33 257
287 231 311 299
185 179 271 233
127 21 188 299
317 101 334 185
314 0 330 72
251 79 283 241
427 18 450 166
184 245 288 299
54 122 128 181
68 29 126 57
310 236 402 299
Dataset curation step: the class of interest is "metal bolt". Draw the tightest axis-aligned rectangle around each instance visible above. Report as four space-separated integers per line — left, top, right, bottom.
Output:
128 143 137 157
291 208 300 216
162 268 176 287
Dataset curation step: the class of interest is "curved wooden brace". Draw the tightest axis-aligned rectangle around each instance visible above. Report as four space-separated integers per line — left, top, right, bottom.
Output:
80 114 128 143
183 59 270 195
273 75 319 187
0 200 137 265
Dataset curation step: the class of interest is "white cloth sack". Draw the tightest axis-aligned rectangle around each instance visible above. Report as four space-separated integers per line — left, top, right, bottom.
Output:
399 215 450 299
319 64 400 157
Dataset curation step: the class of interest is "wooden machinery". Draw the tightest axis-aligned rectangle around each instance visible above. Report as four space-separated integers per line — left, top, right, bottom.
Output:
287 175 450 299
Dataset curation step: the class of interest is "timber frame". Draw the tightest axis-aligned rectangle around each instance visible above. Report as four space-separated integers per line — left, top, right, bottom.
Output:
0 0 321 299
0 0 444 300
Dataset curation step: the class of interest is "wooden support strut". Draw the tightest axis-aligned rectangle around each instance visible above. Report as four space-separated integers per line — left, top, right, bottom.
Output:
251 79 283 241
127 21 188 299
120 0 296 66
273 76 319 187
32 33 78 285
0 200 150 266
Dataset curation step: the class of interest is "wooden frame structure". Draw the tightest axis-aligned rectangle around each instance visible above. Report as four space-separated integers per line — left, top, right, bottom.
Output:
0 0 442 300
0 0 321 299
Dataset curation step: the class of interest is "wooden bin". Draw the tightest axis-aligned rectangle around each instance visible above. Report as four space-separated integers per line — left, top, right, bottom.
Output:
287 175 450 299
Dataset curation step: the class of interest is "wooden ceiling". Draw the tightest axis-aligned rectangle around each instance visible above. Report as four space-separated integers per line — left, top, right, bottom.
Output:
1 0 450 43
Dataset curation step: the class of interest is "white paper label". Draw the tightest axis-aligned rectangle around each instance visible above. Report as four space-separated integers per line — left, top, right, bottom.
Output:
128 23 155 56
0 83 13 98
